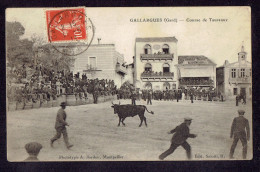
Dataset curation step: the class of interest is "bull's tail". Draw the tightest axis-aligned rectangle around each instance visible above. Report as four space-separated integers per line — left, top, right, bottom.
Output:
145 106 154 114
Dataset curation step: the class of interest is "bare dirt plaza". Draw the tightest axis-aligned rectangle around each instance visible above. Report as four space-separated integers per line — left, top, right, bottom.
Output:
7 99 252 161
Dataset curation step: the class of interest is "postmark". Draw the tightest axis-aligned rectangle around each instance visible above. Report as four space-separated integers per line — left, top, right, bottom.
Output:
46 8 95 56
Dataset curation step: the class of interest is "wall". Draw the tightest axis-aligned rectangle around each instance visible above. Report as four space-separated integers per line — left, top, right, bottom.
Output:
73 44 125 88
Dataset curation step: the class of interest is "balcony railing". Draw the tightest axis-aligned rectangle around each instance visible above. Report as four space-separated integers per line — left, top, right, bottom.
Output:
116 64 127 74
229 77 251 84
179 78 214 86
140 53 174 61
141 72 174 80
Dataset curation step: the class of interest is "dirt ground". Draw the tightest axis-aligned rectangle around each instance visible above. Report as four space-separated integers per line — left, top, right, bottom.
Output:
7 99 252 161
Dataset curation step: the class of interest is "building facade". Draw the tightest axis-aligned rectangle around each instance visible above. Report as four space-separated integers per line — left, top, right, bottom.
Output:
216 45 252 99
134 37 178 90
73 44 127 88
176 56 217 89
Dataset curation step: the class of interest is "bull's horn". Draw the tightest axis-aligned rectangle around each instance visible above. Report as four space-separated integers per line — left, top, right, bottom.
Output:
111 101 114 105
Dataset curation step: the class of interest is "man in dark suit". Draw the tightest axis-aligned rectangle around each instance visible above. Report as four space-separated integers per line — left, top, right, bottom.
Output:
159 118 197 160
229 109 250 159
50 102 73 149
147 90 152 105
130 91 136 105
190 93 194 103
236 95 239 106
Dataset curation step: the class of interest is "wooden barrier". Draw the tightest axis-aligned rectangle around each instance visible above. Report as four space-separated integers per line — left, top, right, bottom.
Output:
16 102 24 110
33 101 41 108
66 94 76 106
24 102 33 110
8 102 17 111
7 94 117 111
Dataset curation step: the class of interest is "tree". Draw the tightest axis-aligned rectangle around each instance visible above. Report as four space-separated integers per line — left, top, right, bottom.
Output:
6 21 34 70
6 21 34 84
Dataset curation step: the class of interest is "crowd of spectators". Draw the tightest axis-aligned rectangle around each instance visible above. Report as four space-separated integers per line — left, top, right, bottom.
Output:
117 87 218 102
7 64 117 105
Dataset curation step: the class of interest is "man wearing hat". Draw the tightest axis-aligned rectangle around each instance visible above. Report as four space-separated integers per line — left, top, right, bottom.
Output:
24 142 42 161
50 102 73 149
229 109 250 159
159 118 197 160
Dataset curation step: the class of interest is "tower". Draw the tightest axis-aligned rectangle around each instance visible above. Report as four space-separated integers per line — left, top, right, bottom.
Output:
238 42 247 63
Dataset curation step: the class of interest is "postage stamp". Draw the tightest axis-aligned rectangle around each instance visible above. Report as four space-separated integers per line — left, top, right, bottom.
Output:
46 8 87 42
45 8 95 56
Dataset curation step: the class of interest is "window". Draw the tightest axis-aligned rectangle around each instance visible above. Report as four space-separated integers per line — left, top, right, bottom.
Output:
233 88 237 95
240 68 245 78
162 44 169 54
163 63 170 73
163 82 170 90
89 57 96 69
144 82 152 89
144 44 152 54
231 69 236 78
144 63 152 72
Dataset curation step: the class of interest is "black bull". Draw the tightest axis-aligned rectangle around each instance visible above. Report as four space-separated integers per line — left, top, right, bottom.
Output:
111 104 154 127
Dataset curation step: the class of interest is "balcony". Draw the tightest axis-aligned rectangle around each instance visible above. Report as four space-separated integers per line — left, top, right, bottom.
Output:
179 78 214 86
141 71 174 81
140 53 174 61
229 77 251 84
116 63 127 75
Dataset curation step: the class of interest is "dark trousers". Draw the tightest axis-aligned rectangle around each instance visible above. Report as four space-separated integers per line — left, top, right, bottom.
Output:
147 98 152 105
230 132 247 159
191 99 193 103
132 99 136 105
159 141 191 160
236 100 238 106
51 127 70 147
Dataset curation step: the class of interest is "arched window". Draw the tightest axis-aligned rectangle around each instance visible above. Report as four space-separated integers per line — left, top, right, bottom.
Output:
144 44 152 54
144 82 152 89
163 63 170 73
145 63 152 72
162 44 169 54
163 82 170 90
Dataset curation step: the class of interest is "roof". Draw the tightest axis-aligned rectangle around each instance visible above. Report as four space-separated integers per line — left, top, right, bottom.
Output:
178 56 216 65
39 43 115 49
136 37 178 42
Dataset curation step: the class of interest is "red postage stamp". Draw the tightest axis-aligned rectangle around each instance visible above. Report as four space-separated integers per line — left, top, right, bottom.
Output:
46 8 87 42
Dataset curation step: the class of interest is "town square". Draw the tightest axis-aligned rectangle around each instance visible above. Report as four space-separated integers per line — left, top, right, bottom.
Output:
6 7 252 161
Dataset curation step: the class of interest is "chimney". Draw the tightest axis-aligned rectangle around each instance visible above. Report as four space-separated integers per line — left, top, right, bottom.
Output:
98 38 101 44
241 41 244 52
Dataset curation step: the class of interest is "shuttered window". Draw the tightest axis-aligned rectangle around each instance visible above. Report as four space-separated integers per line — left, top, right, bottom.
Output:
89 57 96 69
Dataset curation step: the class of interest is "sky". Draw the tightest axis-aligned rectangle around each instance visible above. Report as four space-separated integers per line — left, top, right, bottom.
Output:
6 7 251 66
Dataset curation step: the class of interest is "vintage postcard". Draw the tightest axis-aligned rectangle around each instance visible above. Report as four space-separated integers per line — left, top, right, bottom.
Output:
6 7 252 161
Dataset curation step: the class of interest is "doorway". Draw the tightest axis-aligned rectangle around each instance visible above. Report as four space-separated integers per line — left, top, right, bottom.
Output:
240 87 246 97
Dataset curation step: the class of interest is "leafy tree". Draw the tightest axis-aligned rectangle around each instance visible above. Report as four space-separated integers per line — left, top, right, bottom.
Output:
6 21 34 70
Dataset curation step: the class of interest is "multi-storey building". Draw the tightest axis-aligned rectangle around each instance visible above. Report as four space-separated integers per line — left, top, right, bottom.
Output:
73 44 127 87
216 45 252 99
176 56 217 89
134 37 178 90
